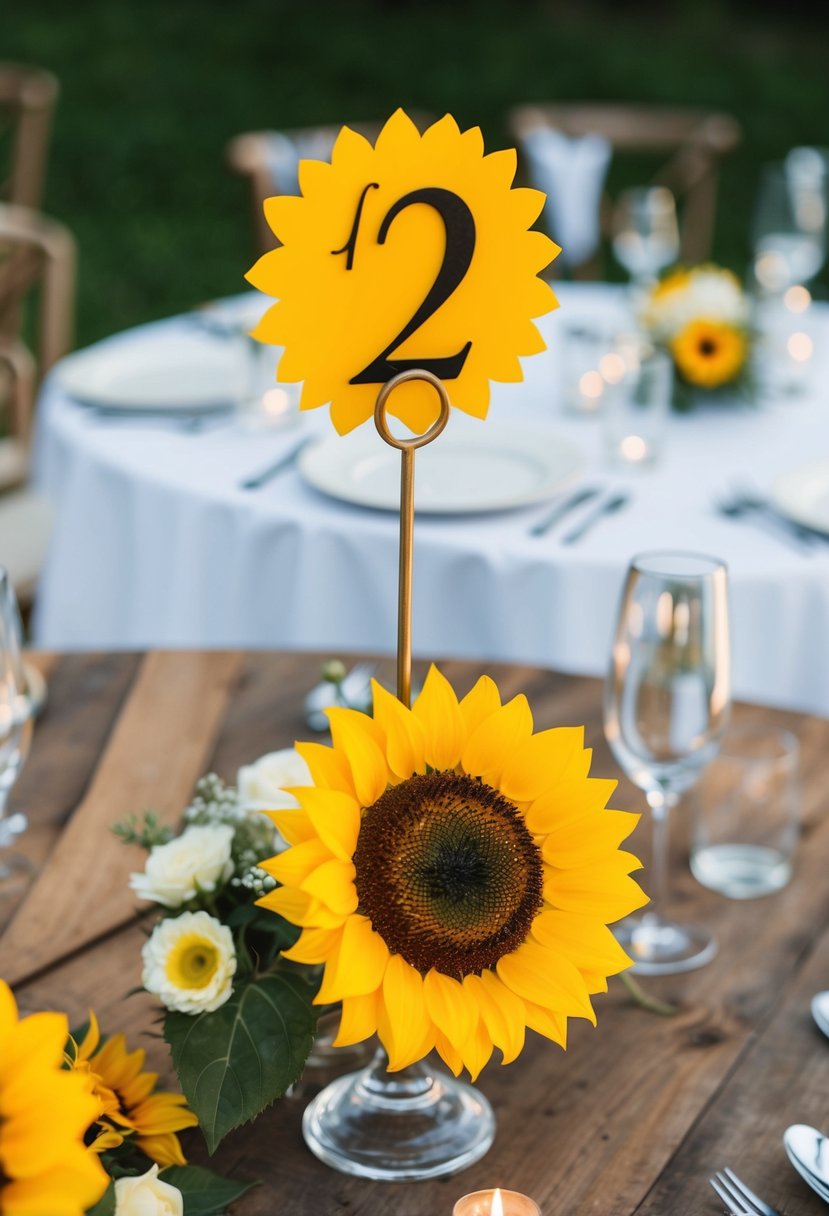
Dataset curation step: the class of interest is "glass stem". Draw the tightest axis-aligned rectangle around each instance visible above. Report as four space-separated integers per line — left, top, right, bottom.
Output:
646 790 678 926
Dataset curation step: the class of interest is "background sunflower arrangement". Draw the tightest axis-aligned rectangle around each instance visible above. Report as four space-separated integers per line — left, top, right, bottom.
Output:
639 264 754 408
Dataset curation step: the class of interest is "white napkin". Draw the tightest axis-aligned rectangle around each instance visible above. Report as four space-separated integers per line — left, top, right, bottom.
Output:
520 128 612 268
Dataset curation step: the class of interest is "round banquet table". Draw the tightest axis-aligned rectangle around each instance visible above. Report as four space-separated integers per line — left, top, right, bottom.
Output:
30 284 829 716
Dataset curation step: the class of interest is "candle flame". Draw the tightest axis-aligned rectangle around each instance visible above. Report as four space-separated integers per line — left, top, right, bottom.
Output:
491 1189 505 1216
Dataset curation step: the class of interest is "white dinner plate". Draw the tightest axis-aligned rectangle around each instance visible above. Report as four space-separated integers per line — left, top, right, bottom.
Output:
59 335 244 413
773 460 829 536
299 422 584 514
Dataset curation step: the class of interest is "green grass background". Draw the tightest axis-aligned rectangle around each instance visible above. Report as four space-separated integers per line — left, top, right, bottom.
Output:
8 0 829 346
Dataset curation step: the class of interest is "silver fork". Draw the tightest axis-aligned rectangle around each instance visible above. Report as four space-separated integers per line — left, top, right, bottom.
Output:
709 1168 780 1216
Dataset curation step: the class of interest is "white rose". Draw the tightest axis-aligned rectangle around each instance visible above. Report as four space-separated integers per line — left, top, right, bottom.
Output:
237 748 311 813
114 1165 183 1216
142 910 236 1014
130 823 235 908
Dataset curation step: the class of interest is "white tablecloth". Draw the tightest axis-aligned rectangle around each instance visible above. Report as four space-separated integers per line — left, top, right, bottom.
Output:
31 285 829 716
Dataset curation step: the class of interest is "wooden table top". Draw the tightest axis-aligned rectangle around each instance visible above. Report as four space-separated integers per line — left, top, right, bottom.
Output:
3 650 829 1216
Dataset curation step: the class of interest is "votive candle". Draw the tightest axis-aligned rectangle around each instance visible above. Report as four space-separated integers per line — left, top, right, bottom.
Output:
452 1186 541 1216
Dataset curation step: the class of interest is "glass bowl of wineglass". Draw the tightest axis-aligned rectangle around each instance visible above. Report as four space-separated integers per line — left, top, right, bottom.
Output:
604 551 731 975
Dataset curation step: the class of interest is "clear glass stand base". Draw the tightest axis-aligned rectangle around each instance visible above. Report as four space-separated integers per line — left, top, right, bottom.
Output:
302 1048 495 1181
615 912 717 975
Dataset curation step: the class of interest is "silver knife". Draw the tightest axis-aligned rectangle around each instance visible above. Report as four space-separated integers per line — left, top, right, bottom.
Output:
562 491 630 544
240 435 315 490
530 485 604 537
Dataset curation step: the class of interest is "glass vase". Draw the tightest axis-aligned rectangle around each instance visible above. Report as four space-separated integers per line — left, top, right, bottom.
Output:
302 1046 495 1181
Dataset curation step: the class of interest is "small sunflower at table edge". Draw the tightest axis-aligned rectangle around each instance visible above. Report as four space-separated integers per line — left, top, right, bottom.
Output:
257 666 647 1080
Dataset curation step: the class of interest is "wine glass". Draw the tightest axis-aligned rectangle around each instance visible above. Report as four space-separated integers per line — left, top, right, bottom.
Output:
604 552 731 974
753 161 827 295
612 187 680 289
0 567 33 895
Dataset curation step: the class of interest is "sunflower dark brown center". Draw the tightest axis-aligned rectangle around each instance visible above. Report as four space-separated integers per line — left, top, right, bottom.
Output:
354 771 544 978
698 337 718 357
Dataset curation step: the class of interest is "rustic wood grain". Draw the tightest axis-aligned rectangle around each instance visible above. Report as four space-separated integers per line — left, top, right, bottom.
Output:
7 652 829 1216
0 651 243 984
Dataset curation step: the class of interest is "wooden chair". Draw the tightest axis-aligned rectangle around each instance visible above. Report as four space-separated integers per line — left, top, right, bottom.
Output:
507 103 742 276
228 114 434 256
0 63 59 211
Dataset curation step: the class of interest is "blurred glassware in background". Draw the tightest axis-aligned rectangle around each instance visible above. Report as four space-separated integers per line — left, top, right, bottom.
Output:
0 566 33 897
612 187 680 290
559 321 614 415
752 157 827 295
755 283 817 399
691 724 799 899
601 335 673 469
236 336 302 433
604 551 731 974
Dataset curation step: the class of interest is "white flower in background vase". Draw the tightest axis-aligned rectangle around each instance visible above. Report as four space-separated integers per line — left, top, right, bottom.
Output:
238 748 312 813
129 823 235 908
114 1164 183 1216
142 910 236 1014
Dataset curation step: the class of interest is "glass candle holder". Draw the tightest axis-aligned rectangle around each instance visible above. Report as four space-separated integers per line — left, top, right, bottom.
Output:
601 335 672 469
453 1188 542 1216
690 725 799 899
559 321 613 416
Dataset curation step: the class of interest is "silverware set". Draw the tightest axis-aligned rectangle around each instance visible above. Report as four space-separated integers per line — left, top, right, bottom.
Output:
716 483 829 553
529 484 631 543
708 992 829 1212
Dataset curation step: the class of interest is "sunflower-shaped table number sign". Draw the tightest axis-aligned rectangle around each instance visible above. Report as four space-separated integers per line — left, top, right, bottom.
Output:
248 110 647 1183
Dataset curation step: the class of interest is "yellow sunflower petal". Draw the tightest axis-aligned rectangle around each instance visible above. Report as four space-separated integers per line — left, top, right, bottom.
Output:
500 727 586 803
377 955 433 1071
300 858 358 916
461 694 533 782
461 1016 494 1083
2 1150 109 1216
326 707 389 806
411 666 464 770
541 809 641 869
256 886 345 929
423 970 477 1055
75 1010 101 1061
282 926 343 965
531 909 633 977
465 971 526 1066
543 854 648 922
299 787 361 862
525 776 618 834
263 839 332 886
523 1000 568 1047
334 991 379 1047
315 914 389 1002
433 1029 463 1077
135 1132 187 1167
371 679 427 779
497 940 596 1024
458 674 502 739
295 740 356 796
265 808 316 846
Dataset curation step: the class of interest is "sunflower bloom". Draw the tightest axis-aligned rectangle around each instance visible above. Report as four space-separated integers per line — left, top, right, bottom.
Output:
671 319 747 388
0 980 108 1216
68 1012 198 1167
257 667 647 1081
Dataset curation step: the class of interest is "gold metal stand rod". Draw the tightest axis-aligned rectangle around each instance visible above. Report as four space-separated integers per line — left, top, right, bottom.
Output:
374 370 451 708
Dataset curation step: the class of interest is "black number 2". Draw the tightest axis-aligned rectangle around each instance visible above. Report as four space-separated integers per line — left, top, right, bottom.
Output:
337 186 475 385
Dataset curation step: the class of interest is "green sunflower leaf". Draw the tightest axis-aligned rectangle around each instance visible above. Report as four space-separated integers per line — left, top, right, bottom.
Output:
160 1164 258 1214
164 971 316 1153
